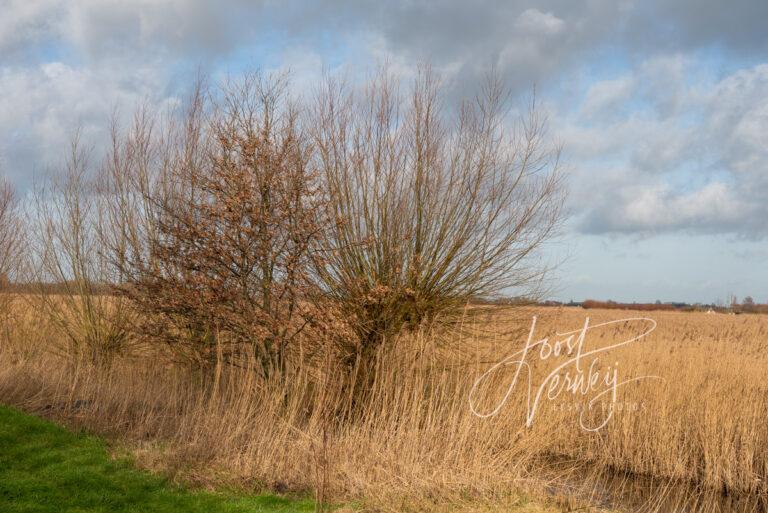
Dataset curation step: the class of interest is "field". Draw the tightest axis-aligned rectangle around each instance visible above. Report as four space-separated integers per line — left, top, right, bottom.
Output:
1 296 767 512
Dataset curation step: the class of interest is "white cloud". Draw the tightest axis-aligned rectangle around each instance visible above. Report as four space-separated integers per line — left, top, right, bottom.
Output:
568 61 768 237
514 9 565 35
581 76 635 119
0 60 177 185
619 182 745 231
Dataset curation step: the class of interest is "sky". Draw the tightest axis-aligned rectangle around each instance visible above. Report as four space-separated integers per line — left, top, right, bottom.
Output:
1 0 767 304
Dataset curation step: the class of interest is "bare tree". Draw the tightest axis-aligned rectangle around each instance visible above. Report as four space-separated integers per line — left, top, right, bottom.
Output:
0 177 23 331
78 67 562 383
0 177 24 286
29 135 135 366
99 93 212 368
311 68 564 360
104 73 336 374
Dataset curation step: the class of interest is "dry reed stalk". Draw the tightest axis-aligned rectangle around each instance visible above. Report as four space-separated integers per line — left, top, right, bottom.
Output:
2 301 768 512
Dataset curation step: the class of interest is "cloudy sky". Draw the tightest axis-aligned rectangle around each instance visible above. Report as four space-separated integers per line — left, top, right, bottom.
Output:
2 0 767 303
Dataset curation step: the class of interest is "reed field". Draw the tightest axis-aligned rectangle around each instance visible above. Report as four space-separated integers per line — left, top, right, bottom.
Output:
2 294 767 513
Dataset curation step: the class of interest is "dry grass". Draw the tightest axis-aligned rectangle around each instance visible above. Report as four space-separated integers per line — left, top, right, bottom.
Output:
1 297 767 512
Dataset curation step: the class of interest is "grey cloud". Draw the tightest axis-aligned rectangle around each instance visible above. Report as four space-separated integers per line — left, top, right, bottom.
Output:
626 0 768 54
60 0 265 62
1 0 276 68
2 1 620 94
299 0 627 93
5 1 768 72
4 0 766 94
267 0 768 93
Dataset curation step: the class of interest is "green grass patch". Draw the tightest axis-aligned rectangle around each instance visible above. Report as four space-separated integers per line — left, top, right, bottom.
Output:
0 405 316 513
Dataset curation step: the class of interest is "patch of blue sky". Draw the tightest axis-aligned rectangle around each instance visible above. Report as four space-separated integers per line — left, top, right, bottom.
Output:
551 232 768 304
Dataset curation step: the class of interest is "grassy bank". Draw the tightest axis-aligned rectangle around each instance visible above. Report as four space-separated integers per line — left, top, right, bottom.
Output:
0 405 315 513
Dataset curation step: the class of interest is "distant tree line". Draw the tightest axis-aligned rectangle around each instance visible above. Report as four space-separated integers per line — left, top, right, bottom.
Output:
537 298 768 314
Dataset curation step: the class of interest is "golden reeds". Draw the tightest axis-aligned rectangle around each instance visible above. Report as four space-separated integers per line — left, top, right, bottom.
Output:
1 301 767 512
